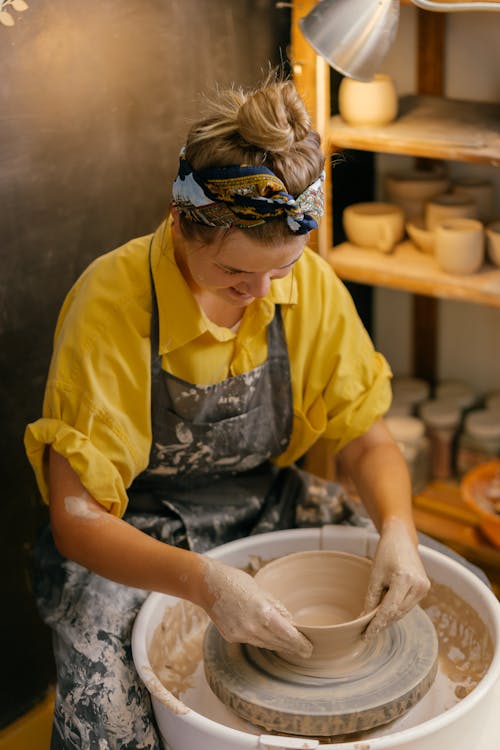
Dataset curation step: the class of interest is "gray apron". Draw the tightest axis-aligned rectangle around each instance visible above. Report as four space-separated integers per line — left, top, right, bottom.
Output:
34 241 355 749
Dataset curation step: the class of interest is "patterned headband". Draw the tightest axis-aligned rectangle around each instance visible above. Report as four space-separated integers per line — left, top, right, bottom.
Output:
172 147 324 236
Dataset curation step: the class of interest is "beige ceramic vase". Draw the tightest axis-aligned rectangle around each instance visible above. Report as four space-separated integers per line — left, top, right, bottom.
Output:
254 550 378 667
339 74 398 127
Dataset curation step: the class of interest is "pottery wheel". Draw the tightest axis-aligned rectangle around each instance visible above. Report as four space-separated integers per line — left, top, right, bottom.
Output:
203 606 438 737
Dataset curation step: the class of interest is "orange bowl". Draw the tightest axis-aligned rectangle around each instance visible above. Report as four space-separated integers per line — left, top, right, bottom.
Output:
461 460 500 548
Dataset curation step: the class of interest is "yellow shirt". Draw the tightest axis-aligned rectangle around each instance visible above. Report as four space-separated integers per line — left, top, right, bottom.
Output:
25 219 392 517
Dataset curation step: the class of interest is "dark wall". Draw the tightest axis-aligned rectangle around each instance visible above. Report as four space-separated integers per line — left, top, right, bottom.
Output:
0 0 289 727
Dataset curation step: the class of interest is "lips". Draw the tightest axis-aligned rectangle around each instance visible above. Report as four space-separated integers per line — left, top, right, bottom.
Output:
229 286 253 301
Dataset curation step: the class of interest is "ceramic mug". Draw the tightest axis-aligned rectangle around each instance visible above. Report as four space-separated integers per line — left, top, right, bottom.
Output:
435 218 484 275
425 193 477 231
338 74 398 127
486 220 500 267
343 202 404 253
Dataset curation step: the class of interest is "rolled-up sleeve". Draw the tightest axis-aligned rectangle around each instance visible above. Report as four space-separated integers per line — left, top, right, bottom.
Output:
276 250 392 465
24 244 152 517
322 350 392 451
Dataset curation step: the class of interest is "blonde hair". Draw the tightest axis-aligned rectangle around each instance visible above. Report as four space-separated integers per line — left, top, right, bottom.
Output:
179 74 325 245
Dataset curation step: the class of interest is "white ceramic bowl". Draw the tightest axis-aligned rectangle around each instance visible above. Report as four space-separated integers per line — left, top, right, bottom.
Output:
132 527 500 750
406 217 435 254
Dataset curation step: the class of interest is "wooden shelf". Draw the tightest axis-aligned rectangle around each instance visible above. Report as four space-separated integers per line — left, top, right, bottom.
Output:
328 95 500 166
413 480 500 591
328 240 500 308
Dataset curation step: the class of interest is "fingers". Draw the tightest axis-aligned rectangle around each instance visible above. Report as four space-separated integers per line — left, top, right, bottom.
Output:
239 597 312 657
363 573 385 614
266 602 313 658
364 572 430 639
217 603 312 657
204 561 313 657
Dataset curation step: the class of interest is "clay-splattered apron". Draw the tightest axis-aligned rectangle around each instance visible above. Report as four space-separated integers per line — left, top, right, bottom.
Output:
34 243 358 749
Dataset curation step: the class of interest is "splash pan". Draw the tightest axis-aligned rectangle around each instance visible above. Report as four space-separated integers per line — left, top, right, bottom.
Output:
132 527 500 750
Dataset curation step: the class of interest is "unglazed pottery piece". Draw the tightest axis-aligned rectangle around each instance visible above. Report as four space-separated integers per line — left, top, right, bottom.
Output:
343 202 404 253
339 74 398 126
452 178 495 223
253 550 377 665
435 217 484 274
425 193 477 231
386 169 449 203
406 217 435 254
486 220 500 267
386 169 450 220
203 605 439 737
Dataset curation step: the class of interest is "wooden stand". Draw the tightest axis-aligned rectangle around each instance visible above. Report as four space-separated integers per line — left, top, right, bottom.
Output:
293 1 500 594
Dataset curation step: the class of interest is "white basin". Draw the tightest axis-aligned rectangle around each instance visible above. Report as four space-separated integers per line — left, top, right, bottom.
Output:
132 527 500 750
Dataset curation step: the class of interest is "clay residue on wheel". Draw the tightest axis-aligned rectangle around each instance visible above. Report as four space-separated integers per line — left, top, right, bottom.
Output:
420 580 493 698
148 600 210 698
147 562 493 714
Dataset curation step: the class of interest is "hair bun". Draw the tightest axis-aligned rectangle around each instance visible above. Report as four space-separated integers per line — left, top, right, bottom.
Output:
236 81 311 153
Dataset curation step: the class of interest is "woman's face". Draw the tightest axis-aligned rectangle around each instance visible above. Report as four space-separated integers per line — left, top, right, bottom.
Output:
175 225 307 308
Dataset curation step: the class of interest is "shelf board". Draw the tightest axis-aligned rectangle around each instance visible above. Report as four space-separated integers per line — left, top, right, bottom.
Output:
328 240 500 308
328 95 500 165
413 480 500 581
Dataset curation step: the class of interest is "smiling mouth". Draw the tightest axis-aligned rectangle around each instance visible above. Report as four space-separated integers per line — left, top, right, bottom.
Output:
229 287 253 300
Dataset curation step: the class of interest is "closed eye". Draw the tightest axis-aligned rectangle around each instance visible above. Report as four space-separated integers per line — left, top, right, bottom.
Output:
218 266 243 276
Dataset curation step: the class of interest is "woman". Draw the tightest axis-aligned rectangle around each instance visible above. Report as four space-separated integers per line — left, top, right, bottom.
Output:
25 76 429 749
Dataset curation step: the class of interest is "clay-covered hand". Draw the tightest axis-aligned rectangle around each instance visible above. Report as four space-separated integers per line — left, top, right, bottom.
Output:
363 517 430 638
200 558 313 658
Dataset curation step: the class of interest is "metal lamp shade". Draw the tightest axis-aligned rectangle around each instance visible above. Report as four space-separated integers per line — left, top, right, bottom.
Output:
299 0 400 82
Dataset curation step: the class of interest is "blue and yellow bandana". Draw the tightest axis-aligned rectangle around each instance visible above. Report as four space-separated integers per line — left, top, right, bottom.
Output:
172 148 324 235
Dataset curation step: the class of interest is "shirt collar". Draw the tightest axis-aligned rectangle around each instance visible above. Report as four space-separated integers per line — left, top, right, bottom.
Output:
150 216 298 355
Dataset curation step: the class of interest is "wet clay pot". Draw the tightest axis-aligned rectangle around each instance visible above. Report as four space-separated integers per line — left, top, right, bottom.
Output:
254 550 377 666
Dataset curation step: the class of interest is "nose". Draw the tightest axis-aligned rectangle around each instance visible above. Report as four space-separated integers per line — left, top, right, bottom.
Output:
242 273 272 298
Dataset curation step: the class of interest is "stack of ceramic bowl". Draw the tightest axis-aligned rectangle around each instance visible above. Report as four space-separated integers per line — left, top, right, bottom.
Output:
385 168 452 258
385 168 450 225
384 169 500 274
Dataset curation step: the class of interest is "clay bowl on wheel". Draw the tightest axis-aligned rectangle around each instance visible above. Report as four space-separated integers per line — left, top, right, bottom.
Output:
254 549 378 666
461 460 500 549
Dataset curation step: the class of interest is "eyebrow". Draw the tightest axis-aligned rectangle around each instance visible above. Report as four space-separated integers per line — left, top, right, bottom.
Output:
218 251 304 274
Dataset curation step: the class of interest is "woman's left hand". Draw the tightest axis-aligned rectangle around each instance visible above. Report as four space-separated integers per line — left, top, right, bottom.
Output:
363 517 430 638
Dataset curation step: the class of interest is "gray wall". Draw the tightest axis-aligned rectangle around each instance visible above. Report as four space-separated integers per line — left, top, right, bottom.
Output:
0 0 289 727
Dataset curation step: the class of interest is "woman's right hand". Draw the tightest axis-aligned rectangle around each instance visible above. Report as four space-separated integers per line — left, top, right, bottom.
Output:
198 558 312 658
